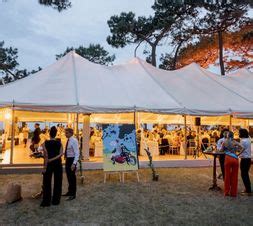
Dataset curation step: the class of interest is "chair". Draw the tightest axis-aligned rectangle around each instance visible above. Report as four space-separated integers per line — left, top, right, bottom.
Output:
169 144 179 155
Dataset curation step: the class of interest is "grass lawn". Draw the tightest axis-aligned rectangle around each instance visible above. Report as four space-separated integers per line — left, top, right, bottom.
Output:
0 167 253 225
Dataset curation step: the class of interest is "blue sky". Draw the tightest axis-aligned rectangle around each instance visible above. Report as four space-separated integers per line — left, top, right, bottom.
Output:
0 0 156 70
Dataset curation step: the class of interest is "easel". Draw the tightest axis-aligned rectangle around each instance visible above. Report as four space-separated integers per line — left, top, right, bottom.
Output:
104 170 140 183
104 171 122 183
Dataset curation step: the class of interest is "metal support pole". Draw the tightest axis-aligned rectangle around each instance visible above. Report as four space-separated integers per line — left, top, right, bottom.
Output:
10 104 15 164
76 113 79 141
184 115 187 160
229 115 232 131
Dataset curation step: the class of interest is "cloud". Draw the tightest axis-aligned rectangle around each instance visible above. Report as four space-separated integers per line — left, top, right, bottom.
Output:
0 0 154 70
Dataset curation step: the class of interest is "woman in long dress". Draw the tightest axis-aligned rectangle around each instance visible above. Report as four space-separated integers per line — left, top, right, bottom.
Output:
40 126 63 207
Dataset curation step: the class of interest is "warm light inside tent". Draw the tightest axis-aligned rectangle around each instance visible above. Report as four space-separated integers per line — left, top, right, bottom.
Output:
4 109 11 120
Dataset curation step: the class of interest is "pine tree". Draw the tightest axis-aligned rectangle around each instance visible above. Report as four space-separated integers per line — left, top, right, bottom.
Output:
56 44 116 66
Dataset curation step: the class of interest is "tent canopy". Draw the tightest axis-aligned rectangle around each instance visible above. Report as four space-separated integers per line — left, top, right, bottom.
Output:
0 51 253 117
0 52 182 114
140 60 253 116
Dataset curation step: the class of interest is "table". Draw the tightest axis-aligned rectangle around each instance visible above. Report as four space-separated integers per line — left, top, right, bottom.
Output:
140 140 159 156
203 150 224 191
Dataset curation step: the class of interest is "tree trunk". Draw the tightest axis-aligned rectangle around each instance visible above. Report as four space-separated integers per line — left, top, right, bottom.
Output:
151 45 157 67
218 30 225 76
172 41 183 70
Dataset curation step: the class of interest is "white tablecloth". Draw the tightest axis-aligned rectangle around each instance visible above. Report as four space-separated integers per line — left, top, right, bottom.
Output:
94 142 103 157
140 140 159 156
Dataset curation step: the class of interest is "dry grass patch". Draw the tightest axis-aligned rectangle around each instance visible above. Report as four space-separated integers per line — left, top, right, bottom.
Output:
0 167 253 225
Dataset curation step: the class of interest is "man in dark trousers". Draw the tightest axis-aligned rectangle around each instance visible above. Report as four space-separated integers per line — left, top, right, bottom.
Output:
63 128 79 201
31 123 41 151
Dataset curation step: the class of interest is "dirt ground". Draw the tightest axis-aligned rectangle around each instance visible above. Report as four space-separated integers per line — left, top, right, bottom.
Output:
0 167 253 226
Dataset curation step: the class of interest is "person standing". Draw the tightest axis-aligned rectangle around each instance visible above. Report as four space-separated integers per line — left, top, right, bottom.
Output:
63 128 79 201
239 128 252 195
31 123 41 152
40 126 63 207
22 124 29 148
221 131 244 197
217 128 229 180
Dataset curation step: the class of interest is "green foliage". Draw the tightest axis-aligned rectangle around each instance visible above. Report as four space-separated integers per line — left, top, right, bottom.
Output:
195 0 250 34
157 0 252 73
38 0 71 11
0 41 19 72
56 44 116 66
107 12 154 48
160 25 253 71
107 1 198 66
0 41 42 85
2 0 72 11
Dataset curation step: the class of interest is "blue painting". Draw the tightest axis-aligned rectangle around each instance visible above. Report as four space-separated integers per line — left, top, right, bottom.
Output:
102 124 138 172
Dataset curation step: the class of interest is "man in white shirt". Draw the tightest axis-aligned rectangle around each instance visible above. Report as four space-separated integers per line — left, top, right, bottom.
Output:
63 128 79 200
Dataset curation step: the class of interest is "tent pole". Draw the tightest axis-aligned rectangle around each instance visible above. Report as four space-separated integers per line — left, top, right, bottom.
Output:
229 115 232 131
133 106 138 129
75 113 79 141
82 114 90 160
10 104 15 165
184 115 187 160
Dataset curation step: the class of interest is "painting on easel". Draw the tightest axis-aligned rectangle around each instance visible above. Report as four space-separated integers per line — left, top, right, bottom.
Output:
102 124 138 172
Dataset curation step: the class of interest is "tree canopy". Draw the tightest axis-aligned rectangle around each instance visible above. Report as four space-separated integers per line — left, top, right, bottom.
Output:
38 0 71 11
56 44 116 66
107 0 252 74
0 42 41 85
107 1 197 66
160 24 253 72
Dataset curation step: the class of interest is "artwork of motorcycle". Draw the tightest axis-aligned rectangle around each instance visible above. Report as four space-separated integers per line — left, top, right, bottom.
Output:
102 124 138 172
111 143 137 165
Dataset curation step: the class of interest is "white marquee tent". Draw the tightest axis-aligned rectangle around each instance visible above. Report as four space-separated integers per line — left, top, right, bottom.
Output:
1 51 253 164
0 51 182 114
0 51 252 117
138 60 253 117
